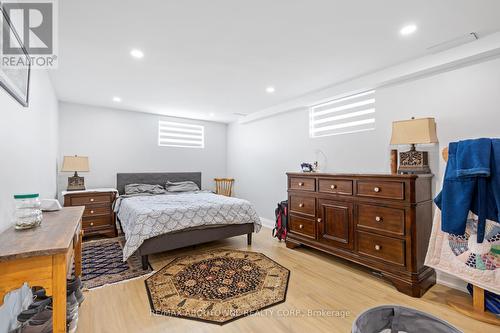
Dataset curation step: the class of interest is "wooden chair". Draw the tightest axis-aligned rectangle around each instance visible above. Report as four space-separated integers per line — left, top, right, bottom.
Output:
214 178 234 196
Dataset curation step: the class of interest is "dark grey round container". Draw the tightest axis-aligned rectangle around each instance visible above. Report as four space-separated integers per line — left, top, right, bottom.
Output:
352 305 463 333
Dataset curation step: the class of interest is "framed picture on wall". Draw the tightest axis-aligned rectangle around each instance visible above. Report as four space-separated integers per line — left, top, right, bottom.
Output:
0 1 31 107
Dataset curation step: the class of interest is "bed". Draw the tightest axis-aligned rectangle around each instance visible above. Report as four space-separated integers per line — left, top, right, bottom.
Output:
115 172 261 269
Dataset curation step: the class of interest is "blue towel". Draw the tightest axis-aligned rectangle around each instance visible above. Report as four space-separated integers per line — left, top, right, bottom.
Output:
435 138 500 242
455 138 491 177
490 139 500 220
435 142 476 236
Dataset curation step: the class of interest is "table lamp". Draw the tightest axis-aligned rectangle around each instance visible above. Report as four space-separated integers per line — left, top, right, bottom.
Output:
390 117 438 174
61 155 89 191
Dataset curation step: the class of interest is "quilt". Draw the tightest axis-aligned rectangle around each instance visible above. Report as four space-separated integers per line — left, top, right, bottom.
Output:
425 208 500 294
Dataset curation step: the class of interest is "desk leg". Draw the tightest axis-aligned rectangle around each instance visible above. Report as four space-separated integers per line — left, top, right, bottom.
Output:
74 230 83 277
52 254 67 333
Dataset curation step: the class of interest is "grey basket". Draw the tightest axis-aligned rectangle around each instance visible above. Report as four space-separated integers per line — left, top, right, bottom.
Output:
352 305 463 333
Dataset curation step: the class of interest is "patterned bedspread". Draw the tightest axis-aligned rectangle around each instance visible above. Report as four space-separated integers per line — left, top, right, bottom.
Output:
425 208 499 294
116 192 262 261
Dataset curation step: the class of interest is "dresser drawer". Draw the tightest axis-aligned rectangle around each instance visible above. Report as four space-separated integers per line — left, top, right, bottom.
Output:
318 179 353 195
83 216 113 229
69 194 112 206
357 181 405 200
83 205 111 218
289 215 316 239
357 204 405 236
64 190 117 238
289 177 316 192
289 195 316 216
357 231 405 266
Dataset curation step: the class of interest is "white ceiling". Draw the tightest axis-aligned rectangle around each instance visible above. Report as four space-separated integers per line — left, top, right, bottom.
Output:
51 0 500 123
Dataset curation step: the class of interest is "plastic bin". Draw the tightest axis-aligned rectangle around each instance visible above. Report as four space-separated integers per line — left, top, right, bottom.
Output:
352 305 462 333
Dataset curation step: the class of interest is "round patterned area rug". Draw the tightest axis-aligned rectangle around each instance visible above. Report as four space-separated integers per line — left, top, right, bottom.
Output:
145 249 290 324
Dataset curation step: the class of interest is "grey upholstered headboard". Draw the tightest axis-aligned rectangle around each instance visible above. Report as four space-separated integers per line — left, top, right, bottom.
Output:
116 172 202 195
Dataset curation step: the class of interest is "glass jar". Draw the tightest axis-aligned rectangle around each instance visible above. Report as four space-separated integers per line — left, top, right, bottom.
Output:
13 194 43 230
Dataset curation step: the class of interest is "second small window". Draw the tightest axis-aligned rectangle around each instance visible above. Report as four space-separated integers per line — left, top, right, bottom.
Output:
158 120 205 148
310 90 376 138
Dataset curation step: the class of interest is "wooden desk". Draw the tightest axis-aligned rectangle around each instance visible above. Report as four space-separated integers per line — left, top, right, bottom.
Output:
0 207 84 333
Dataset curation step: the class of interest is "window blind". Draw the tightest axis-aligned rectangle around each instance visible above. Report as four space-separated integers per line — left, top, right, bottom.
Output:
309 90 376 138
158 121 205 148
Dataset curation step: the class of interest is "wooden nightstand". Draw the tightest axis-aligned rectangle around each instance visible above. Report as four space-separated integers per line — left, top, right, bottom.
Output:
63 188 117 238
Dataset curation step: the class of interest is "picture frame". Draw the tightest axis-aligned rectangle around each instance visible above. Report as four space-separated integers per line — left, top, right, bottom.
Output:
0 1 31 107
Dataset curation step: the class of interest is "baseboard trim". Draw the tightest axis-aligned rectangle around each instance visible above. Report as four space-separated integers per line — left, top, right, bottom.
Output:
259 217 274 230
436 272 468 292
259 216 467 292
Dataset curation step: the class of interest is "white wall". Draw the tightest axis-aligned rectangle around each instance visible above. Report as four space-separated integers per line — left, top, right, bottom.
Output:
227 56 500 290
228 56 500 219
0 71 59 233
58 103 227 194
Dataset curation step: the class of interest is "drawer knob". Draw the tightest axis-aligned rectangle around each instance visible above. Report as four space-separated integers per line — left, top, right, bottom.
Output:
330 184 337 189
317 218 322 223
299 203 304 207
375 216 382 222
373 187 380 193
90 210 95 214
299 224 304 229
90 198 95 202
90 222 94 226
298 182 304 186
374 244 381 251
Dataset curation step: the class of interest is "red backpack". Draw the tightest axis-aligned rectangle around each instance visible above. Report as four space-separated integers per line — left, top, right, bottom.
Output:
273 201 288 241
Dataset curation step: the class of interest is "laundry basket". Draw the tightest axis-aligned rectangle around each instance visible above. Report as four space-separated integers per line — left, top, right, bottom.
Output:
352 305 462 333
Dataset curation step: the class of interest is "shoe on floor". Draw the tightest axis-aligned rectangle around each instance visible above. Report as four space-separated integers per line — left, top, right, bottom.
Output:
66 292 79 318
17 299 50 323
28 298 52 311
10 314 53 333
67 278 84 305
66 278 82 293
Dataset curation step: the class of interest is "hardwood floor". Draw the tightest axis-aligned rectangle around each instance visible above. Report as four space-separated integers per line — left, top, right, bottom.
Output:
77 228 495 333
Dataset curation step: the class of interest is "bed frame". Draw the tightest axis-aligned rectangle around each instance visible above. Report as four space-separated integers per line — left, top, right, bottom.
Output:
116 172 255 269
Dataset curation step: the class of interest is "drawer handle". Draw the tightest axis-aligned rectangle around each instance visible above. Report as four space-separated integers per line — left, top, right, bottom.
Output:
90 198 95 202
299 224 304 229
317 218 322 223
90 210 95 214
373 187 380 193
375 216 382 222
330 184 337 189
90 222 94 226
298 182 304 186
299 203 304 208
374 244 381 251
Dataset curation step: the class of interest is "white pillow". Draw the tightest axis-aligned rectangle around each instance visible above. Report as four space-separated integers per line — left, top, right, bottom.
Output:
165 181 200 192
124 184 166 195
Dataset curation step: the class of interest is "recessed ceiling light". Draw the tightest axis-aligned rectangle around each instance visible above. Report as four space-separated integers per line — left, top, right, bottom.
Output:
112 96 122 102
400 24 417 36
130 49 144 59
209 112 215 117
266 86 275 94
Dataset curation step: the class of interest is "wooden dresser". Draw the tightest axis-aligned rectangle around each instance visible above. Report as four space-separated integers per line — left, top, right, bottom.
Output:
286 172 435 297
63 190 117 237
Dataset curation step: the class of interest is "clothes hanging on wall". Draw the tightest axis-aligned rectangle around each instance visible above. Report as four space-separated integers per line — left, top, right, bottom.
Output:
435 138 500 243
